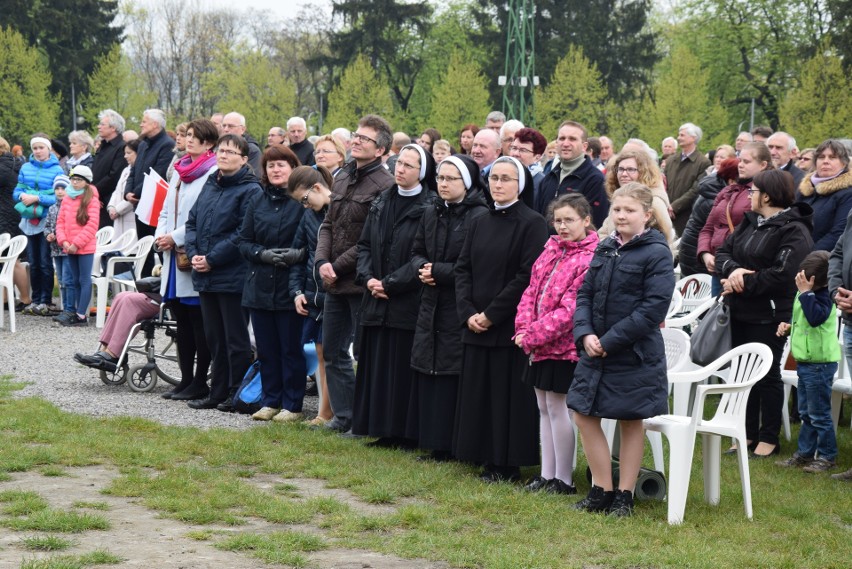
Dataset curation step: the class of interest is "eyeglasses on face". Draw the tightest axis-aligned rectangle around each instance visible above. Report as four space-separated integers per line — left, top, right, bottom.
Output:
352 132 377 145
509 145 534 155
488 175 518 184
300 186 314 205
616 167 639 175
553 217 581 227
436 175 463 184
396 160 420 171
217 148 244 157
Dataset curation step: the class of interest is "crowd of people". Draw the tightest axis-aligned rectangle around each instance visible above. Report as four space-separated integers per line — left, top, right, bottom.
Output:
1 105 851 520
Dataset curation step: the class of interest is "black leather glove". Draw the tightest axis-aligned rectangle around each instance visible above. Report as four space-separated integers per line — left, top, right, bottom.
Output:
259 249 280 265
277 247 306 266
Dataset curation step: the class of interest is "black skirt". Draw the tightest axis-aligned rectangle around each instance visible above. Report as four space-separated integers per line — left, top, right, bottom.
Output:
352 326 415 439
452 344 540 467
407 370 458 452
521 359 577 394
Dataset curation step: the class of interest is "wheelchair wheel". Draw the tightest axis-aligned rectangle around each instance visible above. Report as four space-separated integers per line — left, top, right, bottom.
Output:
100 362 128 386
127 363 158 393
152 343 181 387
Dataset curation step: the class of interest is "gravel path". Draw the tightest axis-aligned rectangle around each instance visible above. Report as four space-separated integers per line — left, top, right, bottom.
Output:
0 310 319 429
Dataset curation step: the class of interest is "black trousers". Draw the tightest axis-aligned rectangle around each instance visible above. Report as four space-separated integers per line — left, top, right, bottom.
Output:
169 300 212 394
199 292 252 402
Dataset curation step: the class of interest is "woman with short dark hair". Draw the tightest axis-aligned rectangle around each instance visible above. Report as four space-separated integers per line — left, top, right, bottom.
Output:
796 139 852 251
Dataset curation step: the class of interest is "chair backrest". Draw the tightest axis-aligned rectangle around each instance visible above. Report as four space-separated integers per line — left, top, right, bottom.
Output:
0 235 28 279
667 289 683 319
95 226 115 249
107 228 137 253
661 328 691 372
0 232 10 252
707 343 773 423
676 274 713 313
127 236 154 280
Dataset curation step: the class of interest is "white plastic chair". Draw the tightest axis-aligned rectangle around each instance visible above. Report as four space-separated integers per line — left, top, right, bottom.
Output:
667 289 683 320
644 342 773 525
0 233 10 252
92 228 137 277
666 295 717 330
780 339 798 441
0 235 29 333
89 226 115 277
675 274 713 314
91 235 154 328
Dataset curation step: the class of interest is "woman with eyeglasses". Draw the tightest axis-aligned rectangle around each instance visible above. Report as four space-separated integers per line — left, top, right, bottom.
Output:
408 154 488 461
453 156 549 482
599 149 673 246
698 142 774 295
796 148 816 174
350 144 436 448
312 134 346 177
184 134 261 411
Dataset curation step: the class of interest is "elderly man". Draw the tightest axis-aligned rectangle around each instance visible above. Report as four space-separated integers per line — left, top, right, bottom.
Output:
331 127 352 152
499 119 524 156
267 127 287 148
735 131 752 155
211 113 224 135
663 122 711 235
535 120 608 227
767 132 805 188
221 112 262 175
485 110 505 133
599 135 614 163
315 115 394 434
470 128 502 187
92 109 128 228
286 116 315 166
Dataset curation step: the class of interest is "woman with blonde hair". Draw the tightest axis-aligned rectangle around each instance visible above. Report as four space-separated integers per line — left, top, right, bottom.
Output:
599 150 673 245
67 130 95 171
313 134 346 177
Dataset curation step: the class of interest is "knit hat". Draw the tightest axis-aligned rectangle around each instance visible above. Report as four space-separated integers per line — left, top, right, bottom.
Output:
51 139 68 158
30 137 51 150
53 175 71 189
69 165 93 183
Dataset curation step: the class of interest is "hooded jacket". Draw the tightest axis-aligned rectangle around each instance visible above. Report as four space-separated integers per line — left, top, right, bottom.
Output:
797 169 852 251
56 187 101 254
13 153 62 221
696 181 752 262
678 172 727 275
515 231 599 362
716 203 814 324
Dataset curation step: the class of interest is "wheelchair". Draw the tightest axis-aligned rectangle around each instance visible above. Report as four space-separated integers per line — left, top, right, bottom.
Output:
100 303 183 393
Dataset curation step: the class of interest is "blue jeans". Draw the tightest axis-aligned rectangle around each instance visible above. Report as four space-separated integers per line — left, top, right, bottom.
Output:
26 233 54 305
66 254 94 317
321 293 361 428
795 362 838 461
54 257 76 312
711 275 722 297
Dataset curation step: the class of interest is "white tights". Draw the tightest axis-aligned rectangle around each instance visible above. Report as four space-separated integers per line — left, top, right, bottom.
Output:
535 388 575 484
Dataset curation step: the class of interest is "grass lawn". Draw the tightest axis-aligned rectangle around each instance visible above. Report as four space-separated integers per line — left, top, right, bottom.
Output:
0 376 850 568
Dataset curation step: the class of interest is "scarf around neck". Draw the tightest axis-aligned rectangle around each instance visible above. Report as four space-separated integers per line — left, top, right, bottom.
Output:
174 150 216 183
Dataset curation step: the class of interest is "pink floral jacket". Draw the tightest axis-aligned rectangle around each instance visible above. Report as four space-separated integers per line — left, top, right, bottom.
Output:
514 231 598 362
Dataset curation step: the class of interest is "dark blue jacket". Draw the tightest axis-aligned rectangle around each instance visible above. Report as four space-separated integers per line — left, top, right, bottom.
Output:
535 155 608 227
127 128 175 200
569 229 675 420
239 185 305 311
185 166 261 294
796 169 852 252
289 207 326 320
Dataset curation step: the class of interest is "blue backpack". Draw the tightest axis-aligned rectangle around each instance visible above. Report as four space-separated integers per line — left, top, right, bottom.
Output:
232 361 262 414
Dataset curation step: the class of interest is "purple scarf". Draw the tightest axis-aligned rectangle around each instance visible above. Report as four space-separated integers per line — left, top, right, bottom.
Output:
173 150 216 183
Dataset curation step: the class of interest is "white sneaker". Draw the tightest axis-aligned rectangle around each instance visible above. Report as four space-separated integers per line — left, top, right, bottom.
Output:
272 409 304 423
251 407 281 421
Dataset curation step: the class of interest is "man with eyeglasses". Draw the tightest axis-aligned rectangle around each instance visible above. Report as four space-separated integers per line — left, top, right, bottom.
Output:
221 112 262 177
314 115 395 434
510 127 547 205
287 116 315 166
535 120 608 227
499 119 524 157
267 127 287 148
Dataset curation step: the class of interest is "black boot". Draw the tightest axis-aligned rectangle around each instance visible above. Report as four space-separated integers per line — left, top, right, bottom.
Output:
573 485 615 512
607 488 634 517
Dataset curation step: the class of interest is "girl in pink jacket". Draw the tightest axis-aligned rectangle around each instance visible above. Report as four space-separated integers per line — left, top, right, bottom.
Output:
515 193 598 495
56 165 101 326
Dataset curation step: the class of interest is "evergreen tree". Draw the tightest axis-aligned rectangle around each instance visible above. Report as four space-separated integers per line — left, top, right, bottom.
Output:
535 46 606 139
82 45 153 131
0 27 60 143
428 51 492 139
779 47 852 148
325 54 395 131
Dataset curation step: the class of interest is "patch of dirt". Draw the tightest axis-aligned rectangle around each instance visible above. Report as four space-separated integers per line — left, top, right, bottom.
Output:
0 466 452 569
246 475 399 517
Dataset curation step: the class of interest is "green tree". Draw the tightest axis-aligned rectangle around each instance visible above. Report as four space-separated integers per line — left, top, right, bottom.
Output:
203 45 296 141
428 51 492 139
828 0 852 69
82 45 154 131
779 47 852 148
534 45 606 139
325 54 395 131
0 27 60 143
638 45 729 151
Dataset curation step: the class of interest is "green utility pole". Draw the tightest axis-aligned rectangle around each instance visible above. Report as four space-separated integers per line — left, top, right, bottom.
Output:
500 0 536 125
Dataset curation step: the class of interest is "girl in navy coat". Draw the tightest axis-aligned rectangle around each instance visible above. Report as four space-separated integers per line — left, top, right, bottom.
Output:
568 182 675 517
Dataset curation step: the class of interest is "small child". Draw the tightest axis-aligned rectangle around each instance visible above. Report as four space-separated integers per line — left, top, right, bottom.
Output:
44 175 76 322
55 165 100 326
776 251 840 473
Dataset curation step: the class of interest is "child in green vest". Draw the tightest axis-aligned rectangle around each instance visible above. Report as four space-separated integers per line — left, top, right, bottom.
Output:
776 251 840 473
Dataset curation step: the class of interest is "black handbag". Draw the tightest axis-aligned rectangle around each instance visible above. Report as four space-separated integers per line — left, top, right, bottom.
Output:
689 295 732 366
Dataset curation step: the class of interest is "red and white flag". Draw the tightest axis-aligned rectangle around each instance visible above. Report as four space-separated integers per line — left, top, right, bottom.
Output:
136 169 169 227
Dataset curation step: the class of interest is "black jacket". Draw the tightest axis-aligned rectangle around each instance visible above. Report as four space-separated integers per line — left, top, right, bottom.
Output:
534 156 608 227
185 166 262 294
91 135 127 227
828 209 852 324
455 201 549 347
355 187 432 330
245 134 263 178
127 128 174 200
411 190 488 374
289 208 326 320
716 203 814 324
0 152 22 236
290 139 315 167
239 184 305 311
678 173 727 275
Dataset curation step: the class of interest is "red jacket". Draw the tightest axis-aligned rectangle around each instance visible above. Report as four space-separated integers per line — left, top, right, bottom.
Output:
696 182 751 262
56 187 101 254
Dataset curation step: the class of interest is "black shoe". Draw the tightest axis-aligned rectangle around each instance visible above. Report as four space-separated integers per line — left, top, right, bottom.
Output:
607 489 634 517
416 450 452 463
62 315 88 327
545 478 577 495
74 351 118 372
573 485 615 512
523 475 549 492
161 389 181 400
216 400 236 413
319 419 350 433
338 429 364 439
187 397 223 410
480 466 521 484
171 388 210 401
305 381 318 396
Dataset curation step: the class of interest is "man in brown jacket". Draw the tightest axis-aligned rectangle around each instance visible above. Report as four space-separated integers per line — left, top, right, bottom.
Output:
664 122 711 236
315 114 394 433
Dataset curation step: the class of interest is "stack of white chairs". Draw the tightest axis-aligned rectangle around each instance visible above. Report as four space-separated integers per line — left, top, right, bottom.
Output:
0 235 29 333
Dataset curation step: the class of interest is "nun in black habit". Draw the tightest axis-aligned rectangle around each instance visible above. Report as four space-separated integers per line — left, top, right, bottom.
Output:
351 144 437 446
453 156 549 482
